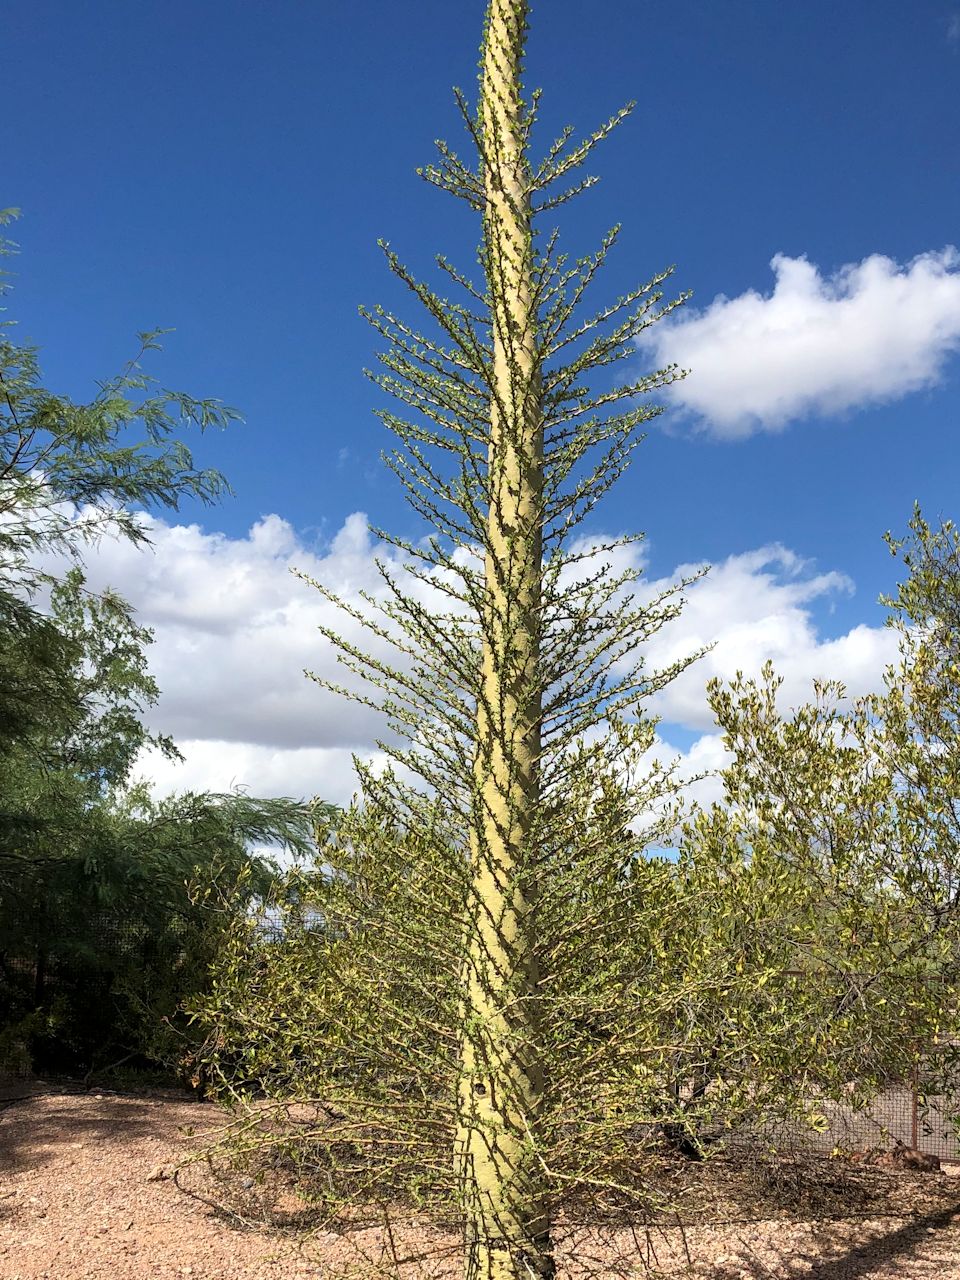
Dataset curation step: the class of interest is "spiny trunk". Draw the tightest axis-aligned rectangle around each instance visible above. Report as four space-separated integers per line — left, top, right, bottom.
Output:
454 2 552 1278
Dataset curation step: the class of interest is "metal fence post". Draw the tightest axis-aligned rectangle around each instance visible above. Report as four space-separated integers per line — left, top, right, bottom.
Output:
911 1059 919 1150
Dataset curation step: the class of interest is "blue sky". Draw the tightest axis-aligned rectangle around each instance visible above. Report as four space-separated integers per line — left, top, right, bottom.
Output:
7 1 960 804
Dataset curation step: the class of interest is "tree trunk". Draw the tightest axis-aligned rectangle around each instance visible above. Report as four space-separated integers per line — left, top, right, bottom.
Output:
454 3 553 1277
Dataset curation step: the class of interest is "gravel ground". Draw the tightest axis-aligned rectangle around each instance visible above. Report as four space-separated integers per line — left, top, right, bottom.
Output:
3 1089 960 1279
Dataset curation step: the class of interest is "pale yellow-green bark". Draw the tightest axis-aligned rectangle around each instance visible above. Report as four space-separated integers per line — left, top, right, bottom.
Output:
454 3 552 1278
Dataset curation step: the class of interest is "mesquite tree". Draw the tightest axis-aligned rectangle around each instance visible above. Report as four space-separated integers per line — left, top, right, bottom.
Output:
201 4 697 1278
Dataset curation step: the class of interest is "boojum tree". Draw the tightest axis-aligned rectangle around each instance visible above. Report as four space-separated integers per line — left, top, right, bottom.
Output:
299 2 698 1276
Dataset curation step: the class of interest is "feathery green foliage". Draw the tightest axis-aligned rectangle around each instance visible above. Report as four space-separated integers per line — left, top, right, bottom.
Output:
0 565 314 1078
0 208 235 608
0 215 316 1080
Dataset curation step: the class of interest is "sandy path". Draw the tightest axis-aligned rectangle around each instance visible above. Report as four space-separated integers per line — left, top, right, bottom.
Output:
0 1090 310 1279
3 1090 960 1278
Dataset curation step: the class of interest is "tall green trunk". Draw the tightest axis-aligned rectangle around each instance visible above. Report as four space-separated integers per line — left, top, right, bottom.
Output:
454 3 552 1277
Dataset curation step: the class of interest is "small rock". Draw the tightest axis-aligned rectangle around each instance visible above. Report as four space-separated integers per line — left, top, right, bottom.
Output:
146 1165 168 1182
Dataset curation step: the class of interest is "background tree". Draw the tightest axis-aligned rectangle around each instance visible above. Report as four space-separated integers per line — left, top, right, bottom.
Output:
880 506 960 919
0 211 317 1080
670 510 960 1149
0 208 233 603
0 565 314 1078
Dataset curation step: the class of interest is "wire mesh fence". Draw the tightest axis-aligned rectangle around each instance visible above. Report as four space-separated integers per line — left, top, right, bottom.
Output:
0 910 203 1080
723 1048 960 1161
741 1088 954 1159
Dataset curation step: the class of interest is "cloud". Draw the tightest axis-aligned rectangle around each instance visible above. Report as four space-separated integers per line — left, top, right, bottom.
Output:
57 513 899 810
653 730 731 818
58 510 421 755
642 545 899 728
640 248 960 437
136 739 387 809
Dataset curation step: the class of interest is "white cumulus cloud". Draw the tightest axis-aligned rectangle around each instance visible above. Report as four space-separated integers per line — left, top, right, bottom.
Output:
136 739 390 810
643 545 899 729
50 512 901 811
641 248 960 436
56 510 420 754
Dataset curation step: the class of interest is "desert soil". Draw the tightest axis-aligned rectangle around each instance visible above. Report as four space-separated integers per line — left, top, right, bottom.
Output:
2 1088 960 1278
